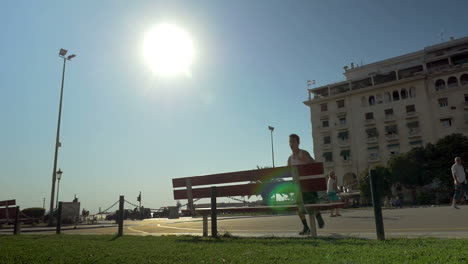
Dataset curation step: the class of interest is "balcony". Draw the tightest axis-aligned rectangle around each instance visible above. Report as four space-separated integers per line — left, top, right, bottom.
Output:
385 133 399 141
336 122 348 129
341 159 352 166
405 112 418 119
337 139 350 147
463 101 468 110
324 161 334 168
364 119 376 126
408 128 421 138
384 115 395 122
366 137 378 143
321 143 332 150
368 155 380 163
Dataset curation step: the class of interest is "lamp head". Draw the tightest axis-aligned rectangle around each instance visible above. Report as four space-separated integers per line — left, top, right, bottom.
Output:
67 54 76 60
59 49 68 56
56 169 63 180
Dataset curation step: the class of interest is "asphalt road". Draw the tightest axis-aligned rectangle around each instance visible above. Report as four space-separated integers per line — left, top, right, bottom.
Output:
4 205 468 239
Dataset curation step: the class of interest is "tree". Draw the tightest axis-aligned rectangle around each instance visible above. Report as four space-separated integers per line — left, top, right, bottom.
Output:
359 166 392 200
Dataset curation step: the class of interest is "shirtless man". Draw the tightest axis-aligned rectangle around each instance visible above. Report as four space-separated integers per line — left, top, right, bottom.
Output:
287 134 325 235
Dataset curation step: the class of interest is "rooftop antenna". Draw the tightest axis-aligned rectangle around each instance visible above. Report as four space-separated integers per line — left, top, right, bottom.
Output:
438 28 446 42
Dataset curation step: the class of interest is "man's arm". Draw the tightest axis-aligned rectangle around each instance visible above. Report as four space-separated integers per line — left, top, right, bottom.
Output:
302 150 315 164
452 165 460 184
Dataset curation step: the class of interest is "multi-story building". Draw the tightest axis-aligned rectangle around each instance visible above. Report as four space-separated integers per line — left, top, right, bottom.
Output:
304 37 468 186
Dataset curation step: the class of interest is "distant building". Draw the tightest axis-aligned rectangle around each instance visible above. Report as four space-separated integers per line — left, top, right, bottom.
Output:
304 36 468 186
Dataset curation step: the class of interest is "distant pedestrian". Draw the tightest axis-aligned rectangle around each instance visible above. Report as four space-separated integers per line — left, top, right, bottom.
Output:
452 157 467 209
327 171 341 217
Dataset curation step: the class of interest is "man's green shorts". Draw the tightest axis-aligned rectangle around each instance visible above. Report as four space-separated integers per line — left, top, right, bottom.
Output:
302 191 319 204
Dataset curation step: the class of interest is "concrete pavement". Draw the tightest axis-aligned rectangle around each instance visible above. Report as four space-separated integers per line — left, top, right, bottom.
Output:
2 205 468 239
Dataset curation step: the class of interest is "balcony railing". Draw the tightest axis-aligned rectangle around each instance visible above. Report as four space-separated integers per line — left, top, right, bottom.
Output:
342 159 352 165
385 133 399 140
322 143 332 150
368 155 380 162
384 115 395 122
405 111 418 118
365 119 376 125
324 161 334 167
408 128 421 136
366 137 378 143
337 139 350 146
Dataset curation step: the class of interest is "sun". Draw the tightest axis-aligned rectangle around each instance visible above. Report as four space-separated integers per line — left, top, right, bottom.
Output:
143 24 194 76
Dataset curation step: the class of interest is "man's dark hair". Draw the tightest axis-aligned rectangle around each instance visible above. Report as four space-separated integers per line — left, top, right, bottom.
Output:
289 134 300 144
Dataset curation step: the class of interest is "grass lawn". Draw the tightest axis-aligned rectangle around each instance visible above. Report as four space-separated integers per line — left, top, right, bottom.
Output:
0 235 467 264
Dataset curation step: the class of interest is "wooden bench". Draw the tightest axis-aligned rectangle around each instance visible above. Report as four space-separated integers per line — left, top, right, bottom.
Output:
172 163 344 237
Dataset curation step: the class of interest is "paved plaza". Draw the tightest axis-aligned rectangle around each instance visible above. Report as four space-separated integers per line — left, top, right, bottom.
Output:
2 205 468 239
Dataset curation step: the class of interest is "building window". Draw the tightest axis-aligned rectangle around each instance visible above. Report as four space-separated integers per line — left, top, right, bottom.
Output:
340 150 351 161
338 131 349 141
365 112 374 120
339 116 346 125
407 121 420 134
388 143 400 155
320 103 328 112
401 89 408 99
385 125 398 135
337 100 345 108
323 136 331 145
461 74 468 86
368 96 375 106
392 90 400 101
440 118 452 127
376 94 383 104
447 76 459 88
406 105 416 113
409 87 416 98
409 140 423 148
435 79 446 91
465 94 468 102
384 92 392 103
384 108 394 119
438 98 448 107
322 120 329 128
361 96 367 107
366 128 379 138
323 152 333 162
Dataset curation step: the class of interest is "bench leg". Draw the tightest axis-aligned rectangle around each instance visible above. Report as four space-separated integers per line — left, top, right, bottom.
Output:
308 209 317 237
202 215 208 237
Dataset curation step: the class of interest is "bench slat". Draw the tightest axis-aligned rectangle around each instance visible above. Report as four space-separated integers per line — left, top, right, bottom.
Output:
172 163 324 188
182 202 345 215
174 178 326 199
0 200 16 207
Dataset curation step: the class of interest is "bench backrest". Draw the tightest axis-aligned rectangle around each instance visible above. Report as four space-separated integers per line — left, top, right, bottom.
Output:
0 200 17 220
172 163 325 200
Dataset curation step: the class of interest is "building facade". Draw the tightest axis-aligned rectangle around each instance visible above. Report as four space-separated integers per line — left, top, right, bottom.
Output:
304 37 468 187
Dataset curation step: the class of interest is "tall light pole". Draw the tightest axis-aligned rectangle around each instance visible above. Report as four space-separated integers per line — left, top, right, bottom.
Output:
268 126 275 167
55 169 63 209
49 49 76 225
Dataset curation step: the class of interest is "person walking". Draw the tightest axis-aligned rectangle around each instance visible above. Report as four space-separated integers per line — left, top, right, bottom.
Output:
287 133 325 235
451 157 467 209
327 171 341 217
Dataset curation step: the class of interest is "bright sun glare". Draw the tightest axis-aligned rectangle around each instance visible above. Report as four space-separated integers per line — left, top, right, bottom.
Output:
143 24 194 76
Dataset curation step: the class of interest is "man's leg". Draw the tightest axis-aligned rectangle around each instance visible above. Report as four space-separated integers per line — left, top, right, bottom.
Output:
297 204 310 235
453 184 461 209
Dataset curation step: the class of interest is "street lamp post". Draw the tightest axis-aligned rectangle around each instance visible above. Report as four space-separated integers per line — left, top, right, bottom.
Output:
55 169 63 209
48 49 76 225
268 126 275 167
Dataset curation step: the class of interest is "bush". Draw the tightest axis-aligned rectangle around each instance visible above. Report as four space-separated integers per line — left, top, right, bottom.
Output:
21 208 45 218
359 166 392 200
416 190 436 205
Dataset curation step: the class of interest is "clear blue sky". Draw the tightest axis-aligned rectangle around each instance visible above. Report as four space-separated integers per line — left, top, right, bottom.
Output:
2 0 468 212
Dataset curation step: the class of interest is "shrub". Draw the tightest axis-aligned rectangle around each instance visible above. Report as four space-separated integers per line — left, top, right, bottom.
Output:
21 208 45 218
